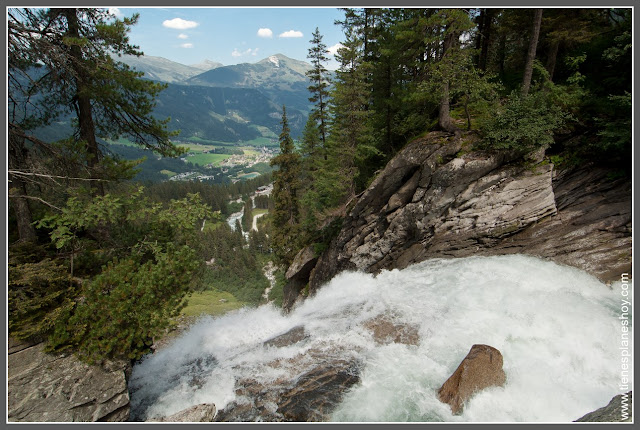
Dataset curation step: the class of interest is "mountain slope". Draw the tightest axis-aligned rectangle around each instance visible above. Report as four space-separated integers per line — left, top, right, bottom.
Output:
188 54 311 91
187 54 313 112
119 54 219 83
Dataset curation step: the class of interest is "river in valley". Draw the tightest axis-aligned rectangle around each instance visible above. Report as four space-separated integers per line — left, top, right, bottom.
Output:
129 254 629 422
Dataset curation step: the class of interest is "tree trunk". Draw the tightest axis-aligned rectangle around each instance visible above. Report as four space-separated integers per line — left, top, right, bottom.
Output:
478 9 494 71
498 32 506 78
546 39 560 82
521 9 543 97
8 131 37 243
438 28 459 134
10 180 38 244
64 8 104 196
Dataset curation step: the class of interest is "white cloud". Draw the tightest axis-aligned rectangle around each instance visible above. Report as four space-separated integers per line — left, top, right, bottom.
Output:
327 43 344 56
232 48 260 57
181 43 194 49
178 33 189 39
108 7 123 18
163 18 199 30
257 28 273 38
279 30 304 38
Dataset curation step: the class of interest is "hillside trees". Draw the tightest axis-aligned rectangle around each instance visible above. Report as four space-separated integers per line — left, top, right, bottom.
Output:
269 106 302 264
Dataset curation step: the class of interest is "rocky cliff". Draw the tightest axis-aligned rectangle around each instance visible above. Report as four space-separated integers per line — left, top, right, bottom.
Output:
284 132 631 309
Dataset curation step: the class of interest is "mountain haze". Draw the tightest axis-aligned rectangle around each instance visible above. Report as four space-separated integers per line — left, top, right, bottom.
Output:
119 54 220 83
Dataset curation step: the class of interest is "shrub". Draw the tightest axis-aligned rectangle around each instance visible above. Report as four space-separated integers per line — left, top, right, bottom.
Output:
479 90 569 154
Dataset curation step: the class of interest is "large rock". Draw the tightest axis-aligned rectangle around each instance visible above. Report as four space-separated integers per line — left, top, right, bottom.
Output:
8 342 131 422
575 392 632 422
363 314 420 346
437 344 506 415
149 403 217 422
283 246 318 310
281 132 631 307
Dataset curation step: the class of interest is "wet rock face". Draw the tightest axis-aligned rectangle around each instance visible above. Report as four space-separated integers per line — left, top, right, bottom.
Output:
437 344 506 415
214 359 361 422
214 331 362 423
575 391 632 422
7 342 131 422
263 326 309 348
276 360 361 421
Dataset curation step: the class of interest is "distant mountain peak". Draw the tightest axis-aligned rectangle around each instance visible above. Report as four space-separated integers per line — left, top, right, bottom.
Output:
267 55 280 68
191 59 223 71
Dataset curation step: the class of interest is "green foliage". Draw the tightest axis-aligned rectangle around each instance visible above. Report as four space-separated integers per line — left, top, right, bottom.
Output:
8 244 77 341
270 107 302 264
241 198 253 232
48 245 198 363
28 186 218 362
478 90 569 154
595 92 631 157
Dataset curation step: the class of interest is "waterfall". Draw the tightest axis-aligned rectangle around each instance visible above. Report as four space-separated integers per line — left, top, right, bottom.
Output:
129 255 628 422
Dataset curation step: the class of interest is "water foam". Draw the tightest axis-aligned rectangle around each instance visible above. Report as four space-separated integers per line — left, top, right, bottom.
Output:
129 255 629 422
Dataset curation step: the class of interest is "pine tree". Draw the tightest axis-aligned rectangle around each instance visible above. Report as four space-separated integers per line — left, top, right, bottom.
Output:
8 8 179 198
306 27 331 154
242 197 253 233
327 27 377 198
269 106 302 264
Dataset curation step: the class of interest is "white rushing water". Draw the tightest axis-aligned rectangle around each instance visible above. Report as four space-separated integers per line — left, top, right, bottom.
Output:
129 255 630 422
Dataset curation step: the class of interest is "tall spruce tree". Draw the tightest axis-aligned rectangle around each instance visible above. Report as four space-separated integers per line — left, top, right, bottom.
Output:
327 27 377 198
269 106 302 264
306 27 331 155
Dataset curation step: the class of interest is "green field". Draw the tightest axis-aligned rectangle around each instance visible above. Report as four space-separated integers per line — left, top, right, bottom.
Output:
252 208 269 216
181 290 248 318
237 172 260 180
186 153 232 166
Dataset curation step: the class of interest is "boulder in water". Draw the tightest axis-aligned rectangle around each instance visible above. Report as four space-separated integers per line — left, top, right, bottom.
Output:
363 315 420 346
263 325 309 348
437 344 506 415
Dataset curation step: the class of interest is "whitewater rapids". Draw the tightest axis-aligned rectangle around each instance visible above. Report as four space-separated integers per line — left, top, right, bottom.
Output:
129 255 630 422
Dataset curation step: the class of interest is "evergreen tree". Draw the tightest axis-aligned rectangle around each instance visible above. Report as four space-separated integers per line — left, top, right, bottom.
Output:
8 8 179 199
269 106 302 264
306 27 331 154
242 197 253 232
327 27 378 198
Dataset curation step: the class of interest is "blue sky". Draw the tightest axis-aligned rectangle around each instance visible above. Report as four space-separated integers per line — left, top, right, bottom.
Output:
112 7 346 69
